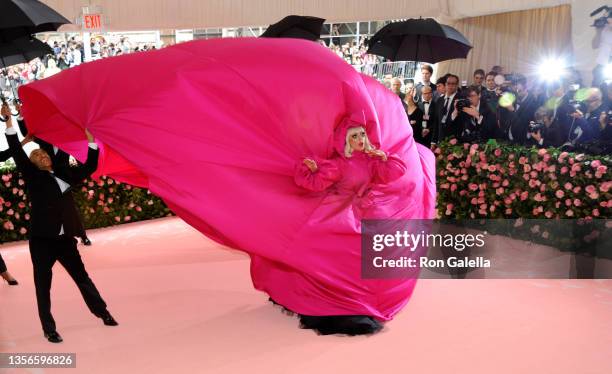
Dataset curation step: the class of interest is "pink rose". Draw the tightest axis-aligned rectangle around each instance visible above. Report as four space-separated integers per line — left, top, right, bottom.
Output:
114 216 120 222
593 209 600 217
545 211 553 218
505 208 513 215
468 183 478 191
494 149 502 157
565 209 574 217
573 186 581 194
560 166 568 174
585 185 596 194
555 190 564 199
564 182 572 190
537 149 547 156
3 221 14 230
19 227 27 234
573 199 582 207
520 191 529 201
124 216 131 221
6 209 14 216
591 160 601 168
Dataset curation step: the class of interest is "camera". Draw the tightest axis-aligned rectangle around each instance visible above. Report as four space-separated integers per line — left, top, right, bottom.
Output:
456 98 471 111
591 6 611 28
528 121 546 133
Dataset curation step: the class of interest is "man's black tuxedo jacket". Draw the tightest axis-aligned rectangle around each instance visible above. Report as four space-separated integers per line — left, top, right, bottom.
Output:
6 132 98 238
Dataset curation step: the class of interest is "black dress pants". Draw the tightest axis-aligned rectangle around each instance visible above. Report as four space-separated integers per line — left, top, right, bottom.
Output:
29 235 107 333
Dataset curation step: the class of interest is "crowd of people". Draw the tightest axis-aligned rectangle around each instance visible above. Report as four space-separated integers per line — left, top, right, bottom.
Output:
386 64 612 154
2 34 612 155
0 35 158 98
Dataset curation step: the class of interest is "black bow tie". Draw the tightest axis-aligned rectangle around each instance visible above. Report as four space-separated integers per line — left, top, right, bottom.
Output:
423 102 429 104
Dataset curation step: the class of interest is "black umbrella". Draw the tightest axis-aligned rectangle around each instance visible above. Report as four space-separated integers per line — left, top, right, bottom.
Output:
0 36 52 68
0 36 52 115
367 18 472 63
0 0 70 39
260 15 325 41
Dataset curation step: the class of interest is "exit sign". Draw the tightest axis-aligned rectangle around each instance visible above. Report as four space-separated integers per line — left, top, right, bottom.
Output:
83 14 102 29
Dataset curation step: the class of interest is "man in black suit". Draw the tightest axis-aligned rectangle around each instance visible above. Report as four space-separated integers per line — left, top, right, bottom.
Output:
433 74 461 143
416 85 437 145
2 103 117 344
526 107 564 148
503 75 539 145
451 86 497 142
14 102 92 246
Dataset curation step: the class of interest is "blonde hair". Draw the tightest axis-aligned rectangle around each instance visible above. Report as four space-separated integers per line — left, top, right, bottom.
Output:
344 126 374 158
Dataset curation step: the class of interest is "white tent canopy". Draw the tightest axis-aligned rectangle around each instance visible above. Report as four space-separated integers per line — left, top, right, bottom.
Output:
42 0 570 31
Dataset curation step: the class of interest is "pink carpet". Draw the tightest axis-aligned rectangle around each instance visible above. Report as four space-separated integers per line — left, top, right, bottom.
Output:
1 217 611 374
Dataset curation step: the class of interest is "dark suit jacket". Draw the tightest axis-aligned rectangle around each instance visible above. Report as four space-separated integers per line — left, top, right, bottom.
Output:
0 148 10 162
526 121 564 148
505 93 539 144
6 131 99 238
434 94 460 142
415 100 437 145
455 104 496 143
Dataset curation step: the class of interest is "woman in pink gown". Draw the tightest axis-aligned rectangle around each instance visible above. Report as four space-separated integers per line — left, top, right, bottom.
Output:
17 37 436 335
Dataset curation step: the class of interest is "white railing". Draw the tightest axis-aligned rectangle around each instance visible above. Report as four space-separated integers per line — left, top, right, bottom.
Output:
353 61 419 81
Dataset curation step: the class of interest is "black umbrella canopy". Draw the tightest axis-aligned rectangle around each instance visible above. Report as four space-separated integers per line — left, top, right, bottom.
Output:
367 18 472 63
0 36 52 68
0 0 71 39
260 15 325 41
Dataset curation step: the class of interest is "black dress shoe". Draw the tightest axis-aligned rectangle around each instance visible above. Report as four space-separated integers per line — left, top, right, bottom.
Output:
101 313 118 326
44 331 63 343
81 237 92 246
2 278 18 286
1 272 18 286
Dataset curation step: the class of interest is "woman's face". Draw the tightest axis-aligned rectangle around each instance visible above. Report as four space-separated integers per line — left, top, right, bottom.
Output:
348 128 367 152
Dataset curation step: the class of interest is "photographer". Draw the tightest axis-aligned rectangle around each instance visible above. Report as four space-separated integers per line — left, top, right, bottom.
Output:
502 75 539 145
451 85 497 142
569 88 607 143
527 107 564 148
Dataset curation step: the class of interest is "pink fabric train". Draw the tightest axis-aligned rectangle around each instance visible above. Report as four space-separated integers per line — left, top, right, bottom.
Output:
18 38 436 320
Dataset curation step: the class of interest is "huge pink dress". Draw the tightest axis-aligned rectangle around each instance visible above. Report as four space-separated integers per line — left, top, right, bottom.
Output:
18 38 436 321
